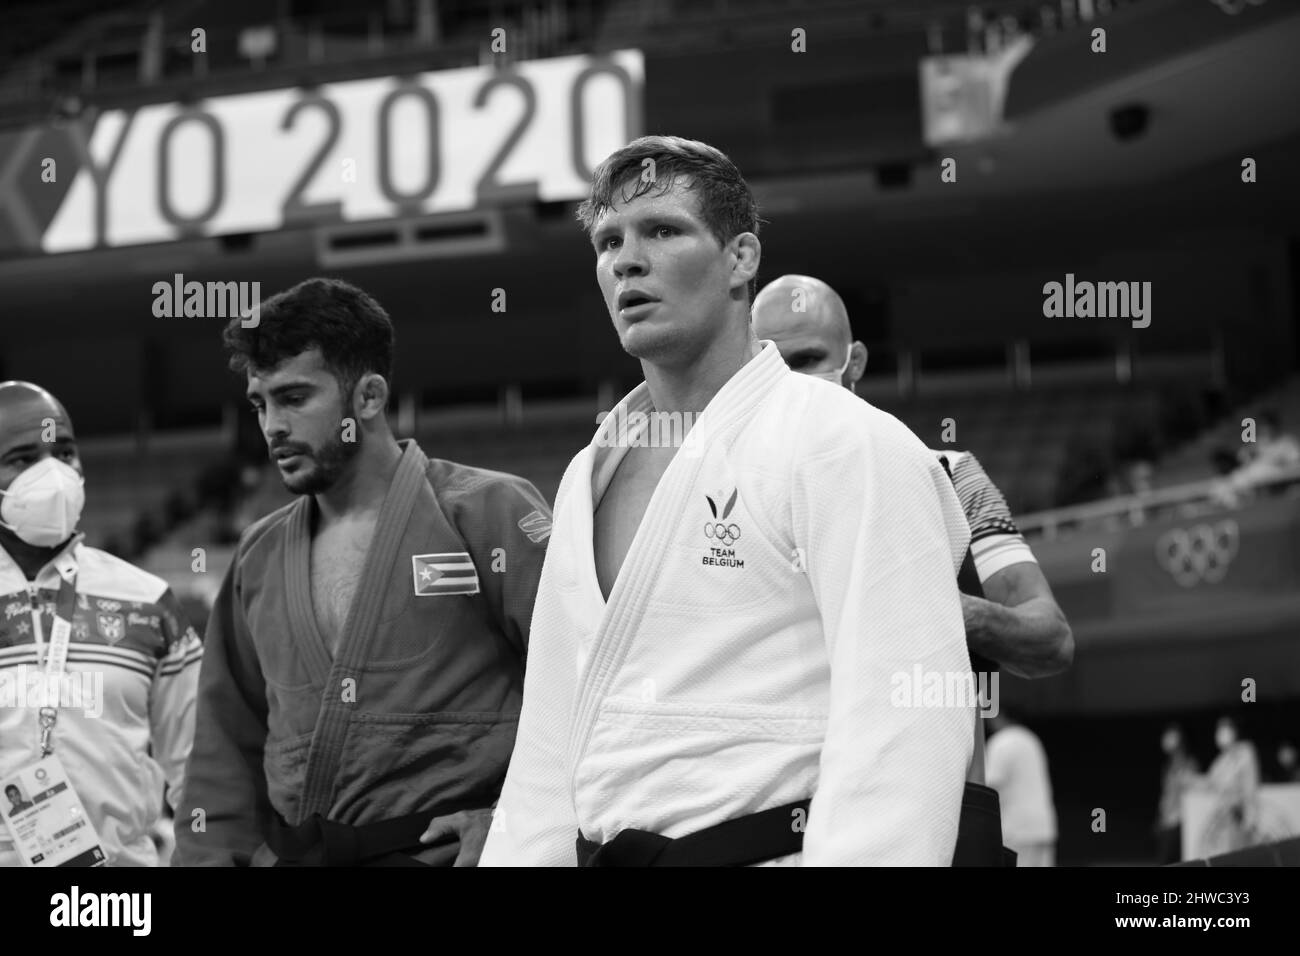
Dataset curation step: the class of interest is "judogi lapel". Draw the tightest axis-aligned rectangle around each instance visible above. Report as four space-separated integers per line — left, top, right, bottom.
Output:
291 441 430 821
564 344 786 783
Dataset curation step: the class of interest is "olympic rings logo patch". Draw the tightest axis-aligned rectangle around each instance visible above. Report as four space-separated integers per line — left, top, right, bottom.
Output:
703 488 742 547
704 522 742 546
1155 519 1240 588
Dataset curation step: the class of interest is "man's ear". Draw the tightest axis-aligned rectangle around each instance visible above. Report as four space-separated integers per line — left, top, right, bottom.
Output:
847 341 868 386
730 232 761 295
354 373 390 421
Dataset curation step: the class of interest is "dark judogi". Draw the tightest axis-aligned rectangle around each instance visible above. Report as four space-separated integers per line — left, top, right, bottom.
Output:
175 440 550 866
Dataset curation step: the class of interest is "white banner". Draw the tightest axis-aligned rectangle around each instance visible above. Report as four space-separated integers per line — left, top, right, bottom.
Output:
43 50 644 253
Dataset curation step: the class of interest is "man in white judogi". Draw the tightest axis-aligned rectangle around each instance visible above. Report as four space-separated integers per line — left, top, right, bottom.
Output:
480 136 974 867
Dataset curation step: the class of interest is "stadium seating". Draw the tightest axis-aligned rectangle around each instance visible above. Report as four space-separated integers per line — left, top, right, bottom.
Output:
879 382 1165 514
1146 375 1300 489
0 0 108 68
75 428 229 552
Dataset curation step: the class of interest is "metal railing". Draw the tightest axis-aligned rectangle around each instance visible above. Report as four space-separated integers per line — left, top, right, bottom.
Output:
1017 462 1300 540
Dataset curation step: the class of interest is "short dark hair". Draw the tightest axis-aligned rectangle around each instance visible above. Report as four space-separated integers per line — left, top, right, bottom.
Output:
576 135 762 299
222 278 395 400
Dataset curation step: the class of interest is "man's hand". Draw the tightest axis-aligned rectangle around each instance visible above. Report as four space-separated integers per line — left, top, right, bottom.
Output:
959 592 986 634
419 808 494 867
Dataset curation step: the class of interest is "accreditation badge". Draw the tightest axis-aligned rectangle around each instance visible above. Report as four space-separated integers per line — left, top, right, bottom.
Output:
0 755 107 867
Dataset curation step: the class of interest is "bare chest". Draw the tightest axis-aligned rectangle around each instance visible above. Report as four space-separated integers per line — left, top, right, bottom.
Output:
310 519 378 658
593 444 677 601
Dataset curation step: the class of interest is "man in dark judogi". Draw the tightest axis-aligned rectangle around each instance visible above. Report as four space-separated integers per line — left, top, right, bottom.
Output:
175 278 551 867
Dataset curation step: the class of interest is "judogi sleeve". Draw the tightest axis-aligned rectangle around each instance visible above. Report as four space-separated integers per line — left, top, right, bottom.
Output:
172 552 272 866
149 589 203 813
795 425 973 866
947 452 1037 583
478 470 579 866
447 473 552 657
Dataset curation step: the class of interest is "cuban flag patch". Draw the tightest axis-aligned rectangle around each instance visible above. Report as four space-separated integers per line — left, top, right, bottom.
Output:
411 553 480 597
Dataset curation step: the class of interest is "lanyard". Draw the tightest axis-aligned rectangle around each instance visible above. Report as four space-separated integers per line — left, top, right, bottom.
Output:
32 567 79 757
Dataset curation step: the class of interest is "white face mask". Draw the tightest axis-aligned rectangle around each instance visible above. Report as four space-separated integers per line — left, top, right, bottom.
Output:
809 345 852 384
0 457 85 547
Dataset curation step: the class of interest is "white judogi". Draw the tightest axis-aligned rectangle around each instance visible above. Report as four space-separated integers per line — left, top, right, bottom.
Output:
481 342 973 866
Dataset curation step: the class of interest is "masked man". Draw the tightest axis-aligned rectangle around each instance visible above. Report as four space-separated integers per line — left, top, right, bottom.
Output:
0 382 200 866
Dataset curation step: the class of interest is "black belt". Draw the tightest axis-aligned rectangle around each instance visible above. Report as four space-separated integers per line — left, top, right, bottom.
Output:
267 796 486 867
953 781 1017 867
576 799 811 867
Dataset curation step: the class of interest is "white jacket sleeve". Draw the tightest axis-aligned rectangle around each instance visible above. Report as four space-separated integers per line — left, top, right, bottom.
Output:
794 422 973 865
479 472 581 866
149 588 203 814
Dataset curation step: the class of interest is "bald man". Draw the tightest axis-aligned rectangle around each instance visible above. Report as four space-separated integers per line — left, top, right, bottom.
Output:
0 382 201 866
753 276 1074 865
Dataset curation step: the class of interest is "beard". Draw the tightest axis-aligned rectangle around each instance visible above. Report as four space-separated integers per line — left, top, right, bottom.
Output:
276 424 362 496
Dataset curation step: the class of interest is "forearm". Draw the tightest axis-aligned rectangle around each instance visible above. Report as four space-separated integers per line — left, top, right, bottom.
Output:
964 594 1073 679
173 735 272 866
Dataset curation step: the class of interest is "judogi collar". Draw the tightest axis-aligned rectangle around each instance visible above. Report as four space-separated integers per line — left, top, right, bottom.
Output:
589 340 790 508
567 340 789 773
282 438 431 821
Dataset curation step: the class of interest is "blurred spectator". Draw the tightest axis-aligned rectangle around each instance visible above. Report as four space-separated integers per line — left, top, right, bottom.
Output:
1234 409 1300 479
1154 724 1200 864
1239 409 1299 463
985 710 1057 867
1277 742 1299 783
1105 457 1154 500
1127 459 1154 496
1199 716 1261 852
1212 409 1300 507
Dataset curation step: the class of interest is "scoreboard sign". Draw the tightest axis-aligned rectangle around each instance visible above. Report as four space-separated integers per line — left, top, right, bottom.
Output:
11 51 642 255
